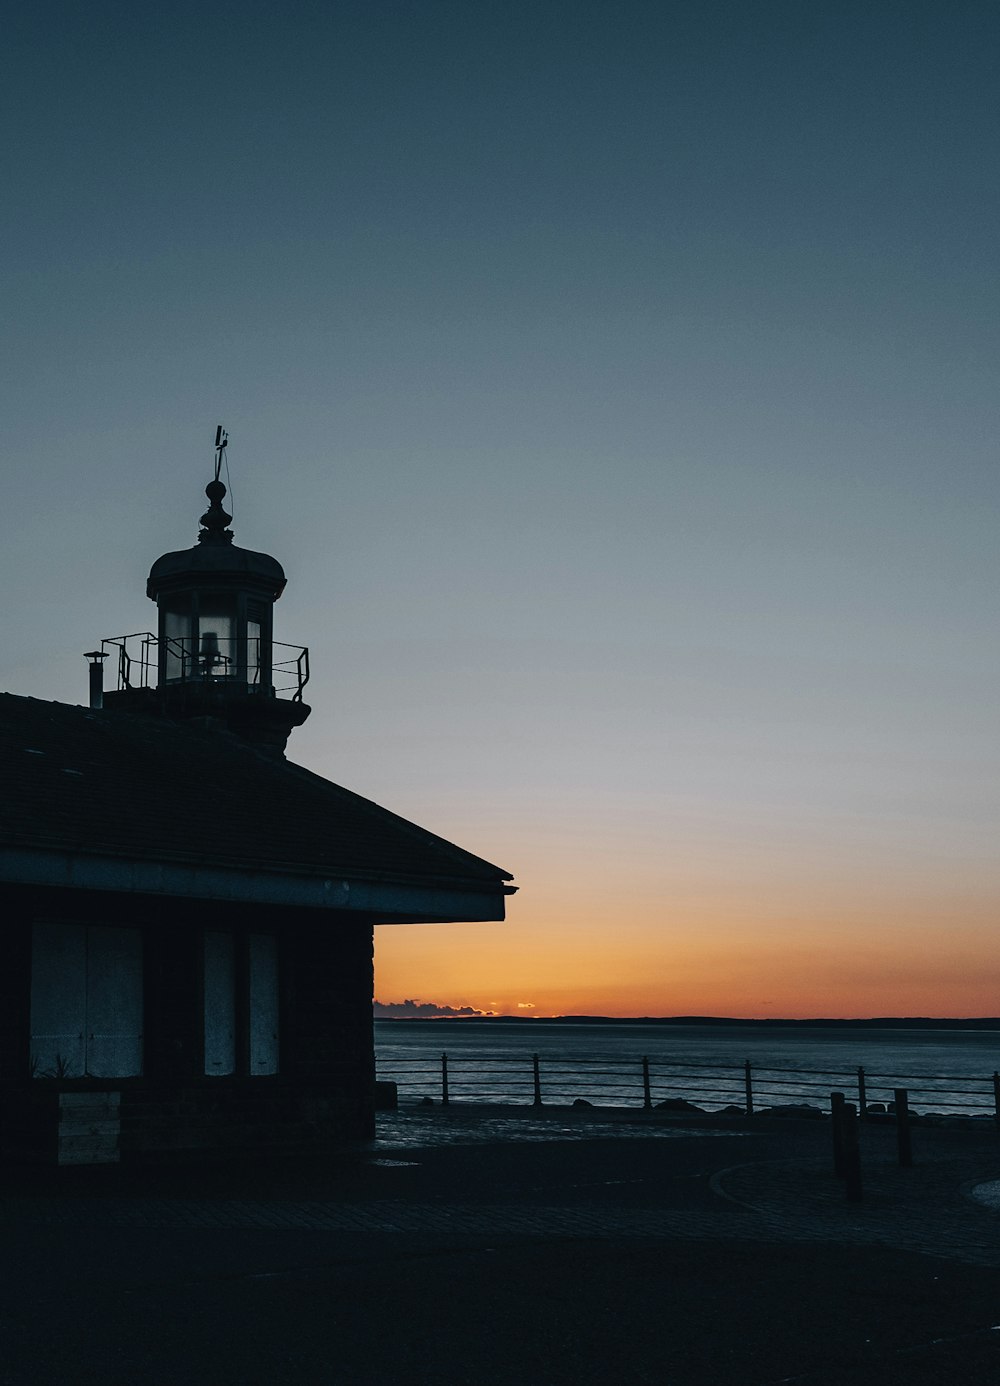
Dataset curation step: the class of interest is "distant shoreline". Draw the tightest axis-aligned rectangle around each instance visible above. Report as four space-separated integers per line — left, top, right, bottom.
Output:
374 1014 1000 1031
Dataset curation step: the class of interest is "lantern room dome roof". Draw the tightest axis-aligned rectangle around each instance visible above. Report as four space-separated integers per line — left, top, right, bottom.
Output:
147 543 286 599
146 475 287 600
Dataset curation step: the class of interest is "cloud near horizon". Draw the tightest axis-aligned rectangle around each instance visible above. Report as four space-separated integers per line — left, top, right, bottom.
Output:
373 998 493 1018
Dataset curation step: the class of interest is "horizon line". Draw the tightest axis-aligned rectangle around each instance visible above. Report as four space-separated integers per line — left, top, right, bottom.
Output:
373 1011 1000 1026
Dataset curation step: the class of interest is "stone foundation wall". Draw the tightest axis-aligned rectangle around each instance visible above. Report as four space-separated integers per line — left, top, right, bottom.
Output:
119 1079 371 1160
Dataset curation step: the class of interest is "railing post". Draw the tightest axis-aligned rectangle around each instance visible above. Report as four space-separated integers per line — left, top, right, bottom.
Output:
441 1052 449 1106
993 1072 1000 1129
532 1053 542 1107
830 1091 846 1177
894 1088 913 1168
744 1059 754 1116
141 634 155 687
842 1101 863 1202
642 1056 652 1110
857 1065 867 1119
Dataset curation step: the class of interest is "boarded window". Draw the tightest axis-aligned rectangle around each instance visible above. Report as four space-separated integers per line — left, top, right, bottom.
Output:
203 932 279 1077
203 932 237 1075
30 923 143 1079
248 934 279 1075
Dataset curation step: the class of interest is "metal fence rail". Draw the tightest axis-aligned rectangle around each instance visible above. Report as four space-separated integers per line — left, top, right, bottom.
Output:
375 1051 1000 1121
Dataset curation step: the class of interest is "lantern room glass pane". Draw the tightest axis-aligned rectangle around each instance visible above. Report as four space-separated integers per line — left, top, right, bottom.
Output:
247 619 261 686
164 608 193 682
197 605 235 680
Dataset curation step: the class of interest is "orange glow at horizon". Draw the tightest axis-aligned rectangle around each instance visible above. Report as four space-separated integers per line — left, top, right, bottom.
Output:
374 822 1000 1020
375 916 1000 1020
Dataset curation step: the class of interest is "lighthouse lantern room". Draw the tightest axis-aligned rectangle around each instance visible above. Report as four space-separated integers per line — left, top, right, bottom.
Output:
102 429 310 754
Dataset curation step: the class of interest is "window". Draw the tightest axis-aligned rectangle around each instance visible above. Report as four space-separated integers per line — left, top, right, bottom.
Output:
163 607 193 682
196 600 236 681
203 932 279 1076
30 923 143 1079
247 602 264 686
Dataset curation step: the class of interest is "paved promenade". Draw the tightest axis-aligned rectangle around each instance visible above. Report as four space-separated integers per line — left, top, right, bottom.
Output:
1 1106 999 1384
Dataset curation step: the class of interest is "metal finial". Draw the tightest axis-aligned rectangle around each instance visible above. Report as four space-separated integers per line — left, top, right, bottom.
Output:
199 425 233 544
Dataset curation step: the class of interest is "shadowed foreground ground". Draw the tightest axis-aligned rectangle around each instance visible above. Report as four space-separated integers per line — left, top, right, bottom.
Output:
1 1107 999 1385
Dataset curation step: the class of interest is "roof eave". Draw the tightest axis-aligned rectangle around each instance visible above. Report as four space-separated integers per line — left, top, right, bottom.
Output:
0 845 510 922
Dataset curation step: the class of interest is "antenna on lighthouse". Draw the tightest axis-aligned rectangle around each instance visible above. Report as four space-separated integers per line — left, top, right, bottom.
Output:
214 425 228 481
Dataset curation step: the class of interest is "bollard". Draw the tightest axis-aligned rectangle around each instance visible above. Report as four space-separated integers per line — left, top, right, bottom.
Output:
642 1056 652 1111
857 1066 868 1120
744 1060 754 1116
532 1053 542 1107
831 1091 846 1177
842 1101 863 1202
894 1087 913 1168
441 1052 449 1106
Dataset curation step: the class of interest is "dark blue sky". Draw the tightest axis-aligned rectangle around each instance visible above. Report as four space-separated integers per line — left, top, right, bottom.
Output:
3 1 998 1013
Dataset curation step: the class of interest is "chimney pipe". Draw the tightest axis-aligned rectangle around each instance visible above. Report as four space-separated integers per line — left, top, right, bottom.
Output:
83 650 109 710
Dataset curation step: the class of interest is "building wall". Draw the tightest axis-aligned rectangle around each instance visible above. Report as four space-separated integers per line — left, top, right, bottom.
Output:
0 914 30 1084
1 885 375 1163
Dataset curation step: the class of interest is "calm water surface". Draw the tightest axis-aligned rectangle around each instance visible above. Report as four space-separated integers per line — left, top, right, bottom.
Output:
375 1020 1000 1116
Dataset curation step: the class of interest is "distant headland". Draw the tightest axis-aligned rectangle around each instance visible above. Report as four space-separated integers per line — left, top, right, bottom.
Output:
375 1013 1000 1031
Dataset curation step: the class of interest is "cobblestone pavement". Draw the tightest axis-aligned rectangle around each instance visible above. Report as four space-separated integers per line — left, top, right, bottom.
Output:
1 1108 997 1269
715 1122 1000 1266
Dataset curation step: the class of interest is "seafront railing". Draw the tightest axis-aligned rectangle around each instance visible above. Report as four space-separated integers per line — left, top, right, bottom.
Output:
375 1052 1000 1122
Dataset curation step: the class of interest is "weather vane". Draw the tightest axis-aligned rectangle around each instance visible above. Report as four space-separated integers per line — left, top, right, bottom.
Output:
214 424 228 482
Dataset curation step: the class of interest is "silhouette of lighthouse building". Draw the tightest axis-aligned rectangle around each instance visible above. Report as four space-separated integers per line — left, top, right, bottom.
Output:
1 430 513 1164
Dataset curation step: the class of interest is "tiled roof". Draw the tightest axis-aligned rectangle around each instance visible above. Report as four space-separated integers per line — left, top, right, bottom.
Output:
0 694 511 891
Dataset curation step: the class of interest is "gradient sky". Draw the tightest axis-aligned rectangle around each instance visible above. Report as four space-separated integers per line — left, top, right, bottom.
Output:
3 1 998 1017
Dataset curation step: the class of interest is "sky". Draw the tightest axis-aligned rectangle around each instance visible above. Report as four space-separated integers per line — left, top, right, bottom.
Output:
3 1 998 1018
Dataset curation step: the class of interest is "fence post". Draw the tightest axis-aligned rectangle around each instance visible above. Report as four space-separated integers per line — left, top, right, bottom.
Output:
441 1052 449 1106
642 1056 652 1110
842 1101 863 1202
831 1091 846 1177
857 1066 867 1119
744 1060 754 1116
532 1053 542 1107
894 1088 913 1168
993 1072 1000 1130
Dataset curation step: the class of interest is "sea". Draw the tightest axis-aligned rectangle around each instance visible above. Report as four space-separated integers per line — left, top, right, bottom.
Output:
375 1019 1000 1117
